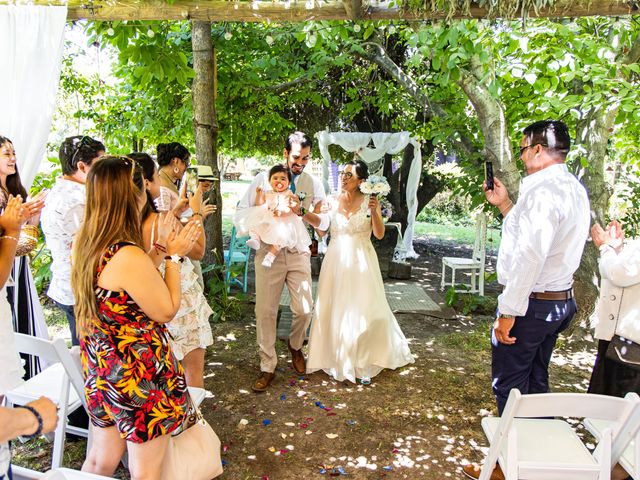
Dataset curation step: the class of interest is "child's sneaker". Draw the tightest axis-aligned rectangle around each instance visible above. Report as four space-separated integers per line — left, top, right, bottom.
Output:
261 252 277 268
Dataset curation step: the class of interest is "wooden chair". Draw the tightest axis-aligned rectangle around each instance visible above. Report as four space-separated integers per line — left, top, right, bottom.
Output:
223 226 251 293
7 334 88 476
476 389 640 480
441 212 486 296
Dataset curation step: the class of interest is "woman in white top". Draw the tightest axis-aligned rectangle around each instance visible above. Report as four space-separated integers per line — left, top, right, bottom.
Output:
588 220 640 397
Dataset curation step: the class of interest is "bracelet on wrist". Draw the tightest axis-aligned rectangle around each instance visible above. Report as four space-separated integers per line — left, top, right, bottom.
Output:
298 207 307 217
0 235 18 242
153 243 167 253
16 405 43 438
192 212 203 218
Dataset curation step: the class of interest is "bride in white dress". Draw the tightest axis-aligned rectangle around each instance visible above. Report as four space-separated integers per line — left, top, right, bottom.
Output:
306 160 414 384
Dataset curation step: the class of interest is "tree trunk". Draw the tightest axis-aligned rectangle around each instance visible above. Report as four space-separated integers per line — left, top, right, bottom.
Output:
457 63 521 199
568 33 640 335
191 21 223 283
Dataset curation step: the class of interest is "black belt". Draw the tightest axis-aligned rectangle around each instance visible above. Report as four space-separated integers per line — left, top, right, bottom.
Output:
529 289 573 301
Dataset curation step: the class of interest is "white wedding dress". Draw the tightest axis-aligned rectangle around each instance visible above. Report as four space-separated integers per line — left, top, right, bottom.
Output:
306 195 414 383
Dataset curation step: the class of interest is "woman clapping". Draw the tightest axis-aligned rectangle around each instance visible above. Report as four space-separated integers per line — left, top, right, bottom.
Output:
72 155 201 479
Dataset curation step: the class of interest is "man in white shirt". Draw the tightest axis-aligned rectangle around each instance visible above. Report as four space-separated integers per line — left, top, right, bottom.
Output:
41 136 105 346
464 121 590 479
237 132 328 392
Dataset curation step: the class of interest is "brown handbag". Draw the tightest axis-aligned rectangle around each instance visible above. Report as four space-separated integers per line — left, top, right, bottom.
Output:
160 405 223 480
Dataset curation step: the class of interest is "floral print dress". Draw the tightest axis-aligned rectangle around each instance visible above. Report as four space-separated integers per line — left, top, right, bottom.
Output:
80 242 191 443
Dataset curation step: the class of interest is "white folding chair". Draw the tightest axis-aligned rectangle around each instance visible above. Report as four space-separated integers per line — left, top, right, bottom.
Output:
585 393 640 480
6 334 88 474
441 212 487 296
477 389 640 480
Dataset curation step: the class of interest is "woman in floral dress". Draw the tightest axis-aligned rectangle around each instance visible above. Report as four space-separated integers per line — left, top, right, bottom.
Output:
71 155 202 478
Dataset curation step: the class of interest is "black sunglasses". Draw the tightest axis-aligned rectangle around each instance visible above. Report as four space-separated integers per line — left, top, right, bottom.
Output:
518 143 547 156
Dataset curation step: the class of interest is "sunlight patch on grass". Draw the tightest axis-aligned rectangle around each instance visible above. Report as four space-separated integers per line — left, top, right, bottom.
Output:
438 319 492 352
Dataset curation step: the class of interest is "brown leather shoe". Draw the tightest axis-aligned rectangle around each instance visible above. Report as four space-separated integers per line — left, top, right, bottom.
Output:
288 340 306 374
462 464 504 480
252 372 275 392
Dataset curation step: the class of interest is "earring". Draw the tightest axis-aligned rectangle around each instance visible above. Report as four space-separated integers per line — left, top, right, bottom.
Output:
174 167 180 175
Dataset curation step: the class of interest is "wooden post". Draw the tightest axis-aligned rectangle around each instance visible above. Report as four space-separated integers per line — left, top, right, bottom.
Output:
191 20 223 284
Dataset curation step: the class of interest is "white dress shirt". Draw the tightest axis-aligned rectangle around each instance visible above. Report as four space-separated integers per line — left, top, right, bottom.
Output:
41 178 86 305
497 163 590 317
237 170 330 231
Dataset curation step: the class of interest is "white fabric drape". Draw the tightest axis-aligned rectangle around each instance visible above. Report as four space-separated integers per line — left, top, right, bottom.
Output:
316 130 422 258
0 6 67 188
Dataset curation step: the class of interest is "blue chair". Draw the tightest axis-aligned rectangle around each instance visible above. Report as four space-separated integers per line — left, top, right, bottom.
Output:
224 226 251 292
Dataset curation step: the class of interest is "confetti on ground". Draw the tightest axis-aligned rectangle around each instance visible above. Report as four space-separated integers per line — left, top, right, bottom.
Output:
285 422 296 427
326 433 339 439
263 419 272 426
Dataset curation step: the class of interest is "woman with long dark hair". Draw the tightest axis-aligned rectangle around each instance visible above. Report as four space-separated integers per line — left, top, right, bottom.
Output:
0 136 47 378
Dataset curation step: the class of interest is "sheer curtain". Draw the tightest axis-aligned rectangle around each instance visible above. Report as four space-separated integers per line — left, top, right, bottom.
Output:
0 6 67 188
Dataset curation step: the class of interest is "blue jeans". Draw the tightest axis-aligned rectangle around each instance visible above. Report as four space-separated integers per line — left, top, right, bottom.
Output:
53 301 79 346
491 297 576 414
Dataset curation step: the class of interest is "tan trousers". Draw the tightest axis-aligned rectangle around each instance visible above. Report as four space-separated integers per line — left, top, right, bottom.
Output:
255 245 313 373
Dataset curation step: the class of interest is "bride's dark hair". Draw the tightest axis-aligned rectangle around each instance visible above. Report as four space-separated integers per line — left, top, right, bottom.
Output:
346 160 369 180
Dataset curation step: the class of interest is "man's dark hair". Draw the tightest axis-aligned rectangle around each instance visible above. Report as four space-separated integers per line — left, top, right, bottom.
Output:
157 142 190 167
284 132 312 152
59 136 105 176
269 163 292 183
522 120 570 158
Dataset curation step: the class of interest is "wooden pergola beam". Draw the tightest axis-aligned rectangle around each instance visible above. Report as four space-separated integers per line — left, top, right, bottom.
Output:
3 0 635 21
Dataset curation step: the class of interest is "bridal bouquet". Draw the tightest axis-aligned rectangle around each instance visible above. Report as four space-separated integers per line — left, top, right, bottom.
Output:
359 175 391 196
360 175 391 217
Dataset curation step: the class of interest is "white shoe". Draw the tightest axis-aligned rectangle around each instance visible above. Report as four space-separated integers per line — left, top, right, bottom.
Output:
246 238 261 250
261 252 276 268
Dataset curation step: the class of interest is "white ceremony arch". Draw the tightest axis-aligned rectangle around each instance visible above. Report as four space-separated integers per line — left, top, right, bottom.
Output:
315 130 422 259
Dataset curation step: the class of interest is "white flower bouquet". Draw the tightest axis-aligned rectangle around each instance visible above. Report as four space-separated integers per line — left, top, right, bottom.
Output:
359 175 391 196
359 175 391 217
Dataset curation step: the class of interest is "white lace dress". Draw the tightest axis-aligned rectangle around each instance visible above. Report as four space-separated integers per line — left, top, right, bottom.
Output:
306 195 415 383
151 215 214 361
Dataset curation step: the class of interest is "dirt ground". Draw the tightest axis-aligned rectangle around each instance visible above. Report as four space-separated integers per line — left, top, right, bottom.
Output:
13 237 598 479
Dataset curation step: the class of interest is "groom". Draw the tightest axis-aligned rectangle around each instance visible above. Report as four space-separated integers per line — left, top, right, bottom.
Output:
237 131 328 392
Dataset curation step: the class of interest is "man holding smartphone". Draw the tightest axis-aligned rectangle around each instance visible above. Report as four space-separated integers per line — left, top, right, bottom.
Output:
464 120 590 479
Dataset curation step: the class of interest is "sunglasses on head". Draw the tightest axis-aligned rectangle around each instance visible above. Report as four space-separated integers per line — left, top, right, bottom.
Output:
70 136 91 167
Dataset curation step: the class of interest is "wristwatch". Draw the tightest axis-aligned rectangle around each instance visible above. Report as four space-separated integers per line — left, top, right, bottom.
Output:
498 314 514 320
164 254 185 264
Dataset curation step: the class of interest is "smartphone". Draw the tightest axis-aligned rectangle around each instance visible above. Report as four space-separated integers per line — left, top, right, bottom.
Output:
184 166 199 195
485 162 494 191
